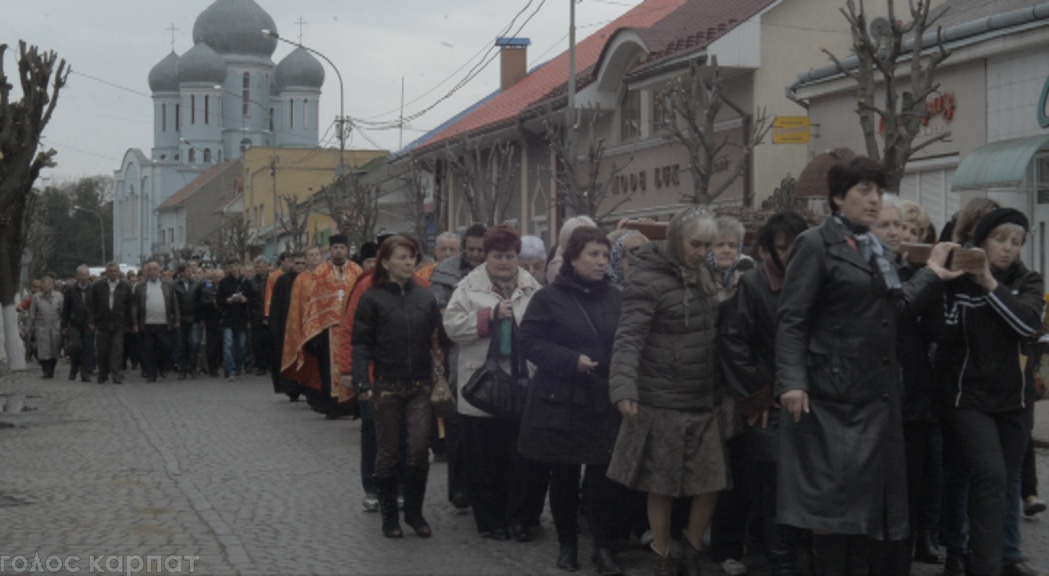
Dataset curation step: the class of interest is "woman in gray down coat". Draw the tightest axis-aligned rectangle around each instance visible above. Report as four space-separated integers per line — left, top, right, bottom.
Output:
607 206 728 576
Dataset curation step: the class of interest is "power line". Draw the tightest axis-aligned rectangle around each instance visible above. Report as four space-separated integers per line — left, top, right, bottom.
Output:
352 0 548 130
354 0 537 124
70 70 152 99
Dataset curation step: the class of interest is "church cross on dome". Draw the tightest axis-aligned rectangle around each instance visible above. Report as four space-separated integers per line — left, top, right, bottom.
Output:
167 23 179 51
295 16 307 44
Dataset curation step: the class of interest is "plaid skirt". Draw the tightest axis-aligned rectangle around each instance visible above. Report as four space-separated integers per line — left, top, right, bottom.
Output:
606 404 731 498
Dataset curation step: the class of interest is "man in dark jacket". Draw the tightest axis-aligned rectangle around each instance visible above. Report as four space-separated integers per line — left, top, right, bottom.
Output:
198 269 224 377
133 261 180 383
172 263 201 379
217 258 256 380
62 265 95 382
429 223 487 511
87 262 134 384
248 257 271 376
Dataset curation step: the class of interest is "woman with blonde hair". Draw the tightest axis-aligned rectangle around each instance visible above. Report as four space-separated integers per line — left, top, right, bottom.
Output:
607 205 728 576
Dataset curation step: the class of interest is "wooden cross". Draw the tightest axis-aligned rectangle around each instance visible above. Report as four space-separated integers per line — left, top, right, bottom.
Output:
295 17 308 44
167 23 179 51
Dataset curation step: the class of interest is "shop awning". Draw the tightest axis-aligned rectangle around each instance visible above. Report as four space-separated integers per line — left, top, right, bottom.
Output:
952 134 1049 191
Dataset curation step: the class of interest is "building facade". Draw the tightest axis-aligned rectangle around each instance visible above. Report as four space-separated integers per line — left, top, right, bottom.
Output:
788 0 1049 287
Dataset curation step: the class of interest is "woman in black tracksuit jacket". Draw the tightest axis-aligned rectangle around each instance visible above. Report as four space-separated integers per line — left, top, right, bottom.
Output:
932 208 1045 576
353 235 444 540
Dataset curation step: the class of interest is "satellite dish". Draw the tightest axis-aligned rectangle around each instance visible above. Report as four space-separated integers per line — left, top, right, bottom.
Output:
869 17 892 42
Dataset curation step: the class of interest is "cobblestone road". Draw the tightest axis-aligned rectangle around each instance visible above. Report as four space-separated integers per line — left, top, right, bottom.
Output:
1 368 1048 575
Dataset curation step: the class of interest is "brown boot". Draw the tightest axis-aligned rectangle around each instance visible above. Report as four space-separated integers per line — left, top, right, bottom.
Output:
680 537 704 576
651 544 675 576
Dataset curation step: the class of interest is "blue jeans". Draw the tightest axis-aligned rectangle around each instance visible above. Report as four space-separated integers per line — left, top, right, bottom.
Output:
222 327 247 376
175 320 199 375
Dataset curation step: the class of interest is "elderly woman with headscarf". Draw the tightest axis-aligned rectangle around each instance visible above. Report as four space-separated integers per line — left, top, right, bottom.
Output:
607 205 728 576
708 216 755 296
605 229 649 291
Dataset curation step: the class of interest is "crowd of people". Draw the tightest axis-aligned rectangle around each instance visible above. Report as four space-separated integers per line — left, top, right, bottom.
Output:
15 155 1049 576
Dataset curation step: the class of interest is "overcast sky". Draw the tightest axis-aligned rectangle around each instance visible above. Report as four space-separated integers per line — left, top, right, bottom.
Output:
2 0 643 182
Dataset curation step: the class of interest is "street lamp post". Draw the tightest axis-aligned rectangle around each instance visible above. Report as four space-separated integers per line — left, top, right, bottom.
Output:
212 84 282 255
73 205 106 266
261 29 347 177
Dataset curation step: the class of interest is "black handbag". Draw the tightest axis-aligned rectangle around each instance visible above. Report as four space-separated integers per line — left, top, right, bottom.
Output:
461 320 528 419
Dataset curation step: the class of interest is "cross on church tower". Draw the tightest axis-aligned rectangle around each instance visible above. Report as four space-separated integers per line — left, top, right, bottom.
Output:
295 17 307 44
167 23 179 51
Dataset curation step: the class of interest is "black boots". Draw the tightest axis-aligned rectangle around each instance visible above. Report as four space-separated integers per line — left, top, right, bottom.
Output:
375 475 402 538
402 467 431 538
812 534 870 576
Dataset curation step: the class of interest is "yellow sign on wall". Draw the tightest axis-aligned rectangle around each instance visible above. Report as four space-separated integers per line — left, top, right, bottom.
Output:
772 116 811 144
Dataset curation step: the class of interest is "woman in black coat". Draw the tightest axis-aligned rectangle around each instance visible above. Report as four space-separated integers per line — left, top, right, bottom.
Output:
718 211 809 576
352 235 444 540
775 157 960 575
519 226 624 575
932 208 1044 576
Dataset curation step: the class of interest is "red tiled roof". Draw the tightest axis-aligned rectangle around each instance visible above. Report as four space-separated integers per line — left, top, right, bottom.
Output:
421 0 686 150
157 161 236 210
419 0 776 151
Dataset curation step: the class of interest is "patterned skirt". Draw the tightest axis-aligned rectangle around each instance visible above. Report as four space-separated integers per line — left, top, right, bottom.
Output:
606 404 731 497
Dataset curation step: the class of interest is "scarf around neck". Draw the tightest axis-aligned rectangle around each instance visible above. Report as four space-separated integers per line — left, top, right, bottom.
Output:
834 215 901 292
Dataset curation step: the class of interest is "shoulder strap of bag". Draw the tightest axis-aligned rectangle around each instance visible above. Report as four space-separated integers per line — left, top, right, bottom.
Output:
570 293 599 342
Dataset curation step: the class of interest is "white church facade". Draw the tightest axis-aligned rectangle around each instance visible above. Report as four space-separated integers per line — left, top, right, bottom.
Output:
113 0 326 265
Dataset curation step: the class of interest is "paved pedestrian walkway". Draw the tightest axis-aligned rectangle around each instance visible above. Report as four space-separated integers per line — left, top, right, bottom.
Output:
0 367 1048 575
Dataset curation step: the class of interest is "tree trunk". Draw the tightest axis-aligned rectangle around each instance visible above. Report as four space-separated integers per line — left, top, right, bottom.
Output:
1 304 26 370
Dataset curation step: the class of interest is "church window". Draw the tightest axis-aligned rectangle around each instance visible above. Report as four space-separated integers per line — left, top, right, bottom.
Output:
191 95 196 125
243 73 251 117
303 99 308 128
188 148 196 163
289 99 295 129
203 148 212 163
175 104 181 130
204 95 210 125
161 104 167 132
269 108 274 133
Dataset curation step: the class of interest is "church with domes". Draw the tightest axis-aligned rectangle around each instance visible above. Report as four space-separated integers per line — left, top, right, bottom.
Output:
113 0 326 265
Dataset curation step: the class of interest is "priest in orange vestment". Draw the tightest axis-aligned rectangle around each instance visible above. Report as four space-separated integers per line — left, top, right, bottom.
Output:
282 237 362 419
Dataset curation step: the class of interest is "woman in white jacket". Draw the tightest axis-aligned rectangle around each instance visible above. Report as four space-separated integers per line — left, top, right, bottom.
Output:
443 224 542 542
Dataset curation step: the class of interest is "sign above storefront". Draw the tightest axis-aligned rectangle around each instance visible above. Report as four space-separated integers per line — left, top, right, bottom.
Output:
772 116 811 144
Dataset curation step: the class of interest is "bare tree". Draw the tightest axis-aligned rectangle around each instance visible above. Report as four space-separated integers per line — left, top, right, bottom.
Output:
25 199 54 281
280 194 314 252
824 0 951 192
397 156 441 249
541 105 633 225
325 174 386 252
664 55 771 206
444 134 519 226
761 174 805 212
204 213 256 264
0 41 69 369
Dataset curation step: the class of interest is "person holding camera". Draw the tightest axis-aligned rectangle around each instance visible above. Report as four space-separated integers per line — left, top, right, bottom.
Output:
217 258 256 380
